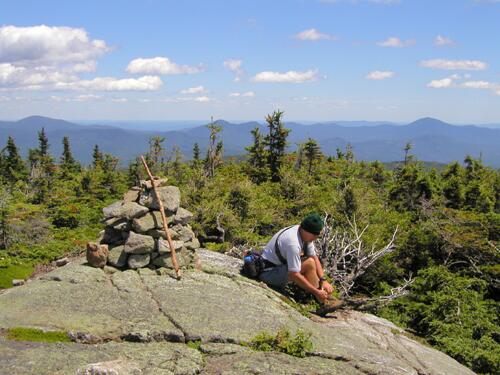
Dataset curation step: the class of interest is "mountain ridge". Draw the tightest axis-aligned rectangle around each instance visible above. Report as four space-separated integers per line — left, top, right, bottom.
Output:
0 115 499 167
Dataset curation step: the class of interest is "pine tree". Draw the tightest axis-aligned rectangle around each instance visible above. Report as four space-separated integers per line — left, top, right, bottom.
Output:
303 138 322 175
148 136 166 174
204 120 223 178
92 144 103 169
404 142 414 165
1 136 28 182
245 127 268 183
345 143 354 163
60 136 80 175
442 162 464 209
264 110 289 182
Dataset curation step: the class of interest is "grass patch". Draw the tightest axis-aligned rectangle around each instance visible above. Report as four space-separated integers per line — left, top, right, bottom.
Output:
0 262 34 289
187 339 202 351
6 327 71 343
248 327 313 358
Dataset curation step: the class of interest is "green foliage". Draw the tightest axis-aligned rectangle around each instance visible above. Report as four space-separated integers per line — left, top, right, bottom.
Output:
6 327 71 343
249 327 313 358
264 110 290 182
378 267 499 374
0 262 34 289
186 339 202 351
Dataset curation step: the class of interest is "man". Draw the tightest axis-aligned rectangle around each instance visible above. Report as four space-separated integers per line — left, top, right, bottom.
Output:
259 212 343 315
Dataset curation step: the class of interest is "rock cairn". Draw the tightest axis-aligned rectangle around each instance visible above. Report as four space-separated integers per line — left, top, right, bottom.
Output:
98 179 200 271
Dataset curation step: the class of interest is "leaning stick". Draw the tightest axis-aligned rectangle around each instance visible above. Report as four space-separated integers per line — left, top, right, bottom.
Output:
140 156 181 279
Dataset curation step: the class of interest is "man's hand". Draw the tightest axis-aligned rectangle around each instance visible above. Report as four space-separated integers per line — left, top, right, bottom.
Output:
321 280 334 294
313 288 329 303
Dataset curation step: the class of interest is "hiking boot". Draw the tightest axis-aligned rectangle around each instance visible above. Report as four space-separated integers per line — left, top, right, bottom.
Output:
315 298 344 317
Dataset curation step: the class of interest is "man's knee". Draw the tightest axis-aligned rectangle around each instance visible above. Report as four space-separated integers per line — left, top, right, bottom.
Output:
300 257 316 273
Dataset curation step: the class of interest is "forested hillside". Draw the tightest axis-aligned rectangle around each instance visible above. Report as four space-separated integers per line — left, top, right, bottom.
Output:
0 112 498 373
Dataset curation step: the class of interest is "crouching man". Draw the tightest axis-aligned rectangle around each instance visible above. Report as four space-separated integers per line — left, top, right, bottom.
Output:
258 212 343 315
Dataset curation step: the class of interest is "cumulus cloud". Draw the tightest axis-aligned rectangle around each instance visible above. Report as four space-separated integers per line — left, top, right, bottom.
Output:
0 25 109 65
366 70 394 80
229 91 255 97
427 78 454 88
461 80 495 89
294 28 337 41
55 76 163 91
435 35 454 46
126 57 203 75
426 74 461 88
180 85 206 94
421 59 487 70
252 70 319 83
377 37 415 47
223 59 244 81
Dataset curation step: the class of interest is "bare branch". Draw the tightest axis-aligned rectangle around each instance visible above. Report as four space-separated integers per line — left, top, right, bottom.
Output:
317 214 398 298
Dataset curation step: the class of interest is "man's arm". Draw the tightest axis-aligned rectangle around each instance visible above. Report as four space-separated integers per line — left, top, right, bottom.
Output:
311 255 334 294
288 271 328 302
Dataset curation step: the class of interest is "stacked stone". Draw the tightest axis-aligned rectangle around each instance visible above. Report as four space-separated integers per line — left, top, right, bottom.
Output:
99 179 200 271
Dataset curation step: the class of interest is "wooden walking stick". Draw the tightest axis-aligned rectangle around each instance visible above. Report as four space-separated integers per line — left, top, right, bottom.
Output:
140 155 181 279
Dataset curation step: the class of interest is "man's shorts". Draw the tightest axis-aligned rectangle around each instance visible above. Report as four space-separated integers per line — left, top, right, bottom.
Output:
258 264 288 289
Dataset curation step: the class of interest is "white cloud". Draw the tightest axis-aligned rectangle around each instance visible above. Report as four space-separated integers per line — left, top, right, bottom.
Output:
194 96 211 102
426 74 461 88
223 59 244 81
111 97 128 103
294 28 337 41
461 80 495 89
180 85 206 94
229 91 255 97
366 70 394 80
71 61 97 73
421 59 487 70
0 25 109 65
0 95 10 102
252 70 319 83
435 35 454 46
126 57 203 75
427 78 454 88
377 37 415 47
55 75 163 91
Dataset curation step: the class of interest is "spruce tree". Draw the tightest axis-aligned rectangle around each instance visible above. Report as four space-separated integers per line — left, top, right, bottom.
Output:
245 126 268 183
303 138 322 175
264 110 289 182
2 136 28 182
92 144 103 168
60 136 80 175
442 162 464 209
204 120 223 178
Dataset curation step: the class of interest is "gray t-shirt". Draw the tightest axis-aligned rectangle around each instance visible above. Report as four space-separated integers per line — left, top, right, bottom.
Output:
261 225 317 273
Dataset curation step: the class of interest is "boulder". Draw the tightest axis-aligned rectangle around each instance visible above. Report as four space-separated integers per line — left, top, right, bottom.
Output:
147 228 180 241
107 245 128 268
86 243 109 268
123 232 155 254
122 187 141 203
102 201 123 218
173 207 194 225
0 255 475 375
127 254 151 269
140 186 180 213
171 224 196 242
113 202 149 220
156 239 184 254
132 211 172 233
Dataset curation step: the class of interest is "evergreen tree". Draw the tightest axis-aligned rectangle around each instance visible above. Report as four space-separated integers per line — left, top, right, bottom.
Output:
264 110 290 182
1 136 28 182
245 126 268 183
345 143 354 163
92 144 103 168
60 136 80 175
204 120 223 178
369 161 386 188
303 138 322 175
336 148 345 160
389 163 433 212
148 136 166 174
341 182 357 219
127 157 141 187
404 142 414 165
442 162 464 209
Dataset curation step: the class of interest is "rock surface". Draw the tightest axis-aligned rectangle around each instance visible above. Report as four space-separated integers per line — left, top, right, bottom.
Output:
0 251 475 375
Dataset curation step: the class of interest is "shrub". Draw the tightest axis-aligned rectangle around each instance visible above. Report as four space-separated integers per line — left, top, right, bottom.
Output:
249 327 313 358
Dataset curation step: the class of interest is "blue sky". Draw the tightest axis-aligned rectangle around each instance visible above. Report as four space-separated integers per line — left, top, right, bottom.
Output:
0 0 499 123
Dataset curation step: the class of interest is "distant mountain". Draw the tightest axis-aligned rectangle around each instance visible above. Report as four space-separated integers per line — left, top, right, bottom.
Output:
0 116 499 167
